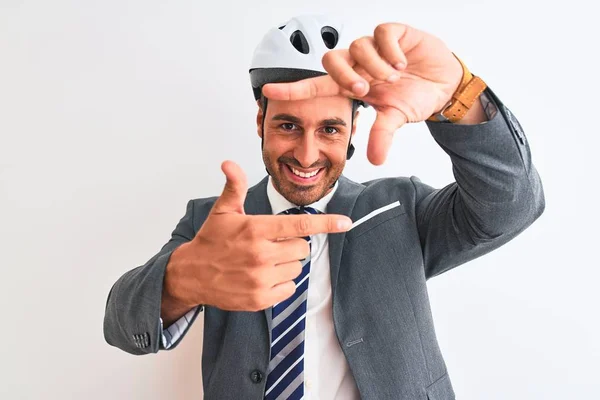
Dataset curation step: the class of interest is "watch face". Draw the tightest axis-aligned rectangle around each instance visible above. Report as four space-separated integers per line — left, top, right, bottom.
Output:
504 106 526 144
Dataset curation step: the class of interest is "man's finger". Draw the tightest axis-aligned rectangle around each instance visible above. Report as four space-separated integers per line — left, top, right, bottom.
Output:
269 280 297 305
322 49 370 96
270 260 304 287
270 238 310 264
212 160 248 214
367 108 407 165
349 36 399 83
373 23 410 69
262 74 341 101
254 214 352 240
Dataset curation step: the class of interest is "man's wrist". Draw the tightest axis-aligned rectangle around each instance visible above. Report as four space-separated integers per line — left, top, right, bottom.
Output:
453 95 488 125
428 54 488 124
454 90 498 125
161 243 197 327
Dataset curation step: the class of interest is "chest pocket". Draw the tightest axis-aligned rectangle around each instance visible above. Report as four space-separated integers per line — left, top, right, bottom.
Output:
346 201 407 240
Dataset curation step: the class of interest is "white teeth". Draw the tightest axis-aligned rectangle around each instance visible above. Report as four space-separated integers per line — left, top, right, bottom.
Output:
291 167 319 178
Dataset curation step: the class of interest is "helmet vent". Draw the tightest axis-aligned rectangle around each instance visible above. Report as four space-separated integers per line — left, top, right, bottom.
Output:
290 30 310 54
321 26 338 49
278 25 286 30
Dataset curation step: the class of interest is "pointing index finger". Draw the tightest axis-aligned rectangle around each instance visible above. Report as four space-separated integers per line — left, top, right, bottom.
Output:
255 214 352 240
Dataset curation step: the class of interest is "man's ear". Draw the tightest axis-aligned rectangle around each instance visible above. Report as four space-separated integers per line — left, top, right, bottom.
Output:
256 100 263 138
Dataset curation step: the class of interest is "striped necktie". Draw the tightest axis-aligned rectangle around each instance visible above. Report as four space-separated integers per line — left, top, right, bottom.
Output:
264 206 319 400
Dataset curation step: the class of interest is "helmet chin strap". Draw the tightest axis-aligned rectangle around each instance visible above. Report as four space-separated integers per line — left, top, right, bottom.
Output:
261 96 270 177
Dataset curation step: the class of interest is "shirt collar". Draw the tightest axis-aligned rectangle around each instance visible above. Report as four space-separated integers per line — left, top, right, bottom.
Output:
267 176 338 215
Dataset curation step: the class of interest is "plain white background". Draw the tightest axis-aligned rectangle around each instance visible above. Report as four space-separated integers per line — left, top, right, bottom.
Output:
1 0 598 398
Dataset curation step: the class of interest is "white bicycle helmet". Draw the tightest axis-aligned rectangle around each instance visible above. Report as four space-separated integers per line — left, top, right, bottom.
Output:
249 15 363 159
249 14 351 100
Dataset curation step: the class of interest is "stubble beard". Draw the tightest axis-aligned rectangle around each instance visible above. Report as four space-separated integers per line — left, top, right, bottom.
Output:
263 151 344 206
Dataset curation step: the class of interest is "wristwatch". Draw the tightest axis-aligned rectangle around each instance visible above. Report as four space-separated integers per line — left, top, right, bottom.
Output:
427 55 488 123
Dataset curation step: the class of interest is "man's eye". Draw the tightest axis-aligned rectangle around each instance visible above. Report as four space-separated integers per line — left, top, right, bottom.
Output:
280 123 297 131
323 126 339 134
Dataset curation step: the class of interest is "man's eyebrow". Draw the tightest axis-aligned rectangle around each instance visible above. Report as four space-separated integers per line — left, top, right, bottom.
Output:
270 114 347 127
271 114 302 124
320 118 346 127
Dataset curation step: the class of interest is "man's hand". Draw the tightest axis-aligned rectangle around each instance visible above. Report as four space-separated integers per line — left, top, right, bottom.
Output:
262 23 464 165
161 161 352 323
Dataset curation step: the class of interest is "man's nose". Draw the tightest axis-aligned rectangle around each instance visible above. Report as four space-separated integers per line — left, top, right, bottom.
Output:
293 134 320 168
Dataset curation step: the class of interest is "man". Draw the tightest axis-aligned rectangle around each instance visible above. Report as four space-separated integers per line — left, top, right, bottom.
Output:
104 15 545 400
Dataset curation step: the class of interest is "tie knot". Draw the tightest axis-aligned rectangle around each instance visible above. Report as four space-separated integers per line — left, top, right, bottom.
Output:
281 206 320 215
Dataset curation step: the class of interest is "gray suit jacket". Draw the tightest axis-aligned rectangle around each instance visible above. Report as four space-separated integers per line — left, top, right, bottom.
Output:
104 89 545 399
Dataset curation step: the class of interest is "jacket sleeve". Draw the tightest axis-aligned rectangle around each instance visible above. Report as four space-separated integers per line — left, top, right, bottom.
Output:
103 199 203 355
412 88 545 279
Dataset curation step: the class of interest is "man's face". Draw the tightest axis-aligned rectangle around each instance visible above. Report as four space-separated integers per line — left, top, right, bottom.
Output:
257 95 357 206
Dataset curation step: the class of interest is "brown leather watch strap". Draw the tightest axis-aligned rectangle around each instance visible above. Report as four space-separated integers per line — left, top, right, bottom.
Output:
428 55 487 123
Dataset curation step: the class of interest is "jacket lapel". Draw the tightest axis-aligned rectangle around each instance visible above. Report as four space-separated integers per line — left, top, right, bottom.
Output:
326 175 364 298
244 176 271 216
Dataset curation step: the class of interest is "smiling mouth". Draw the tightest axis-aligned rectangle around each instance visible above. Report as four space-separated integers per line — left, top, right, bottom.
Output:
282 163 324 183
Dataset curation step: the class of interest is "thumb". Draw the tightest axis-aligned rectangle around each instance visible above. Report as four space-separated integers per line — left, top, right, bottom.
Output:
367 108 406 165
212 160 248 214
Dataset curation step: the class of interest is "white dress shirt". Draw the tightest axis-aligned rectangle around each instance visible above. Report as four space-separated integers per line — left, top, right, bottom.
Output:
161 177 360 399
